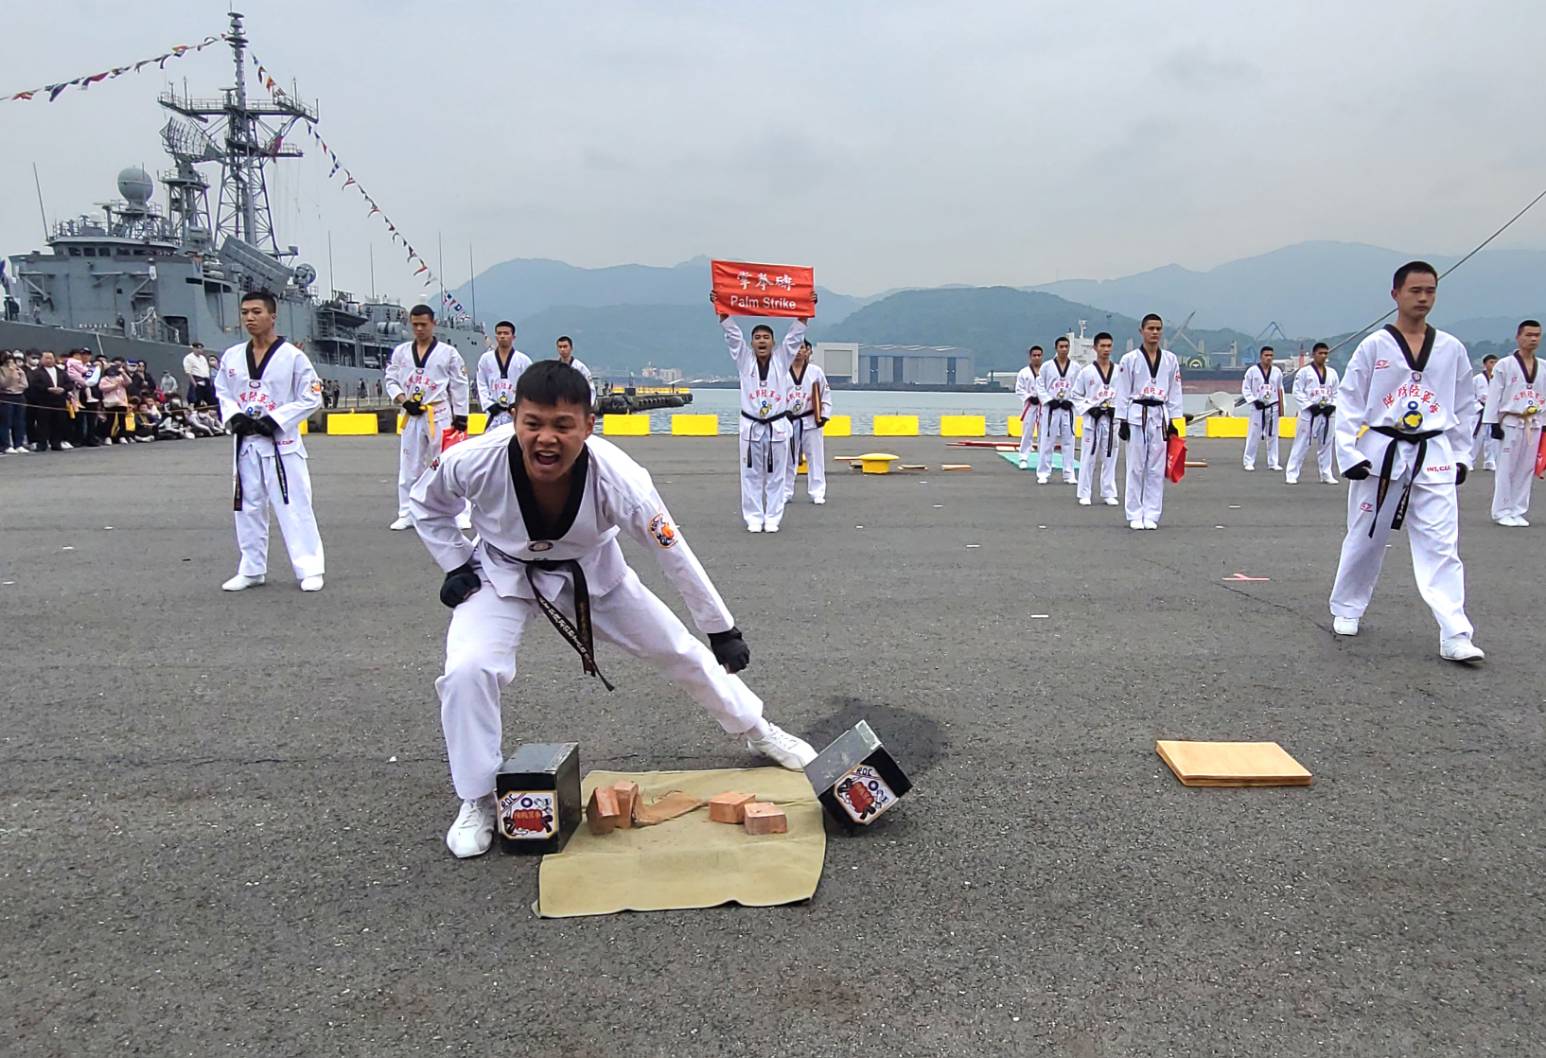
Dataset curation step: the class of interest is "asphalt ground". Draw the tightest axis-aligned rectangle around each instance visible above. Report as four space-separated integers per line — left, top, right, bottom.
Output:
2 434 1542 1057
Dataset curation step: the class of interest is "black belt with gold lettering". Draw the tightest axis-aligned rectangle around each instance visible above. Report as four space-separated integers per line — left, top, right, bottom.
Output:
740 410 786 472
1367 425 1442 538
518 557 615 691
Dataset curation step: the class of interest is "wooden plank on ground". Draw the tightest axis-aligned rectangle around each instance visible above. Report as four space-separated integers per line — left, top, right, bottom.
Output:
1156 740 1312 787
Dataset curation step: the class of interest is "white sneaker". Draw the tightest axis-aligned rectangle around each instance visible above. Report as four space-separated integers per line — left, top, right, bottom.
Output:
746 523 763 533
1440 636 1485 663
1268 464 1281 471
1243 465 1254 472
764 522 781 533
1284 476 1298 485
389 515 414 531
1333 616 1359 636
1036 476 1048 485
1321 476 1338 485
1142 520 1158 530
13 446 27 455
1103 497 1119 506
299 576 324 592
1078 496 1091 506
59 441 72 450
222 573 265 591
455 511 472 530
446 794 496 858
1485 463 1497 471
812 497 825 505
1129 520 1144 530
1018 458 1028 470
742 719 817 771
1516 516 1531 527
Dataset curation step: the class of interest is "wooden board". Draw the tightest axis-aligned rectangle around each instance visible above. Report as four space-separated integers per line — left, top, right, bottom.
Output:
1156 740 1312 787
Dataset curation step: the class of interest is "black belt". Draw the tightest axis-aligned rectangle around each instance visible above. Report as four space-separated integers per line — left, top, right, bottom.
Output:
1047 398 1075 429
1367 426 1442 538
1308 404 1335 445
1087 406 1115 457
741 410 786 472
1255 401 1279 437
518 558 615 692
1474 407 1486 437
1133 398 1167 435
232 432 289 512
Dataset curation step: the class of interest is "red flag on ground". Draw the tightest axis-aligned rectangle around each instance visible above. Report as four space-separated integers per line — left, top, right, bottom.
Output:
441 428 469 452
1166 431 1187 483
711 259 816 318
1535 426 1546 478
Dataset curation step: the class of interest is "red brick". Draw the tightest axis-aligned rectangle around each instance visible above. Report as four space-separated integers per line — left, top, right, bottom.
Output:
742 802 787 835
708 791 757 824
611 781 641 828
586 786 621 835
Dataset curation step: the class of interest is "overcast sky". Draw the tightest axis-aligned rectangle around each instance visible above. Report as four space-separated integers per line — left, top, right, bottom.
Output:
3 0 1542 300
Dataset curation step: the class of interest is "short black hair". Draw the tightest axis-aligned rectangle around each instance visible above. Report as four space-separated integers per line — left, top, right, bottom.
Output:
191 341 204 349
800 340 813 350
515 359 593 410
1392 260 1438 290
1093 331 1113 345
1055 336 1070 346
1260 345 1274 355
1029 345 1043 354
1141 313 1163 327
751 324 774 339
495 320 515 333
1482 354 1500 364
240 289 277 313
556 335 573 346
409 304 435 320
1313 342 1329 353
1518 319 1541 334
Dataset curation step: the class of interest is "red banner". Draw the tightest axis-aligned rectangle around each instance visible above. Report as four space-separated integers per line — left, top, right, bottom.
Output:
711 259 816 318
1166 433 1187 483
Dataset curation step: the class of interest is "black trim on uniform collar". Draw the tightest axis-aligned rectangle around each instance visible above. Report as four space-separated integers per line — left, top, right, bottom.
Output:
509 436 589 542
1255 363 1274 385
790 364 806 387
756 357 772 383
1382 324 1435 373
1095 361 1113 384
1312 363 1327 385
1142 348 1164 379
1055 357 1072 377
247 335 285 380
1515 349 1538 386
412 339 438 371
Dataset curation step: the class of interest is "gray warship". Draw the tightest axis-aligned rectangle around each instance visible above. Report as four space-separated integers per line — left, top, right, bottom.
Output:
0 12 487 389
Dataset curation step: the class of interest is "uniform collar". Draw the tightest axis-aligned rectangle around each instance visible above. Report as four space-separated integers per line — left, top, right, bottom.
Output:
508 437 590 542
1382 324 1435 373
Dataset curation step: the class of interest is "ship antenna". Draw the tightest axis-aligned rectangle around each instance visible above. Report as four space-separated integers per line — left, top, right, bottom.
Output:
31 163 49 240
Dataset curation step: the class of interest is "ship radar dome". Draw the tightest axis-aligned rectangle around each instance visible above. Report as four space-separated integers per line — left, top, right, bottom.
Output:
117 166 154 205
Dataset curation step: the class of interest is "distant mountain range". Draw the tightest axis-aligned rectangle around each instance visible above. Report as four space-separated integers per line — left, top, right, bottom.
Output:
453 242 1546 376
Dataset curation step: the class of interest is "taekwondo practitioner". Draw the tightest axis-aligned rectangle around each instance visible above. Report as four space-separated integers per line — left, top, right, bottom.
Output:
215 289 325 592
1072 331 1120 506
554 336 596 408
714 292 809 533
410 361 817 858
1285 342 1339 485
1014 346 1044 469
1037 335 1079 484
385 305 469 531
1472 355 1500 472
784 339 832 506
1328 261 1482 662
1482 320 1543 527
475 321 531 430
1115 314 1183 530
1241 346 1284 471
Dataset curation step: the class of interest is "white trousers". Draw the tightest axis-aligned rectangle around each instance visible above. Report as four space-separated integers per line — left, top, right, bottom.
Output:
1017 404 1041 462
1491 421 1541 520
1243 406 1280 469
1329 473 1472 640
1286 411 1335 481
397 406 447 517
739 433 789 529
1123 419 1168 524
1038 406 1077 482
1078 415 1119 501
436 567 763 800
785 420 827 503
1472 418 1500 470
234 443 324 580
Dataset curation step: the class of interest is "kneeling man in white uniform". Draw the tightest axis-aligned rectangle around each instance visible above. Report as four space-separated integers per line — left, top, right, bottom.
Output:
410 360 819 858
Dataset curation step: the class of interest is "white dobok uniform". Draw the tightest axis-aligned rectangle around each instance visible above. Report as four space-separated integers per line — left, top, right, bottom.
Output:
557 355 596 408
1073 360 1119 502
1115 348 1183 525
410 430 763 801
1241 362 1284 470
1483 351 1544 522
724 318 804 530
384 339 470 519
476 348 532 430
1285 363 1340 483
784 363 832 504
1329 325 1475 640
1037 358 1079 483
1014 365 1042 463
1471 371 1500 471
214 337 325 581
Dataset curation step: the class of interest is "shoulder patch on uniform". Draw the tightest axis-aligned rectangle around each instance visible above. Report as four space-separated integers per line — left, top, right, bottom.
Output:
648 512 677 548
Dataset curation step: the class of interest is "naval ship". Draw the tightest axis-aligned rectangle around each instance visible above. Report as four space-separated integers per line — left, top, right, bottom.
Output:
0 13 487 389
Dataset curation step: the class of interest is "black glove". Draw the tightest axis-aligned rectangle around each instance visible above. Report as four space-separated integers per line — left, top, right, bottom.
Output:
451 414 468 431
1166 423 1179 439
1252 400 1267 409
226 415 255 436
1456 465 1468 486
439 562 481 608
252 415 281 437
1343 461 1371 480
1491 422 1505 440
1118 422 1131 442
401 398 425 416
708 627 751 673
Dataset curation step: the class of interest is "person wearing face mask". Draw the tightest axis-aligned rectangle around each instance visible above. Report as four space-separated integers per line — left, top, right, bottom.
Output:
409 360 818 859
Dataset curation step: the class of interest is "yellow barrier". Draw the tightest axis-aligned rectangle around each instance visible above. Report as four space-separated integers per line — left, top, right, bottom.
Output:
940 415 986 437
299 419 308 435
326 412 379 436
1205 418 1246 439
1007 416 1023 438
602 414 650 437
824 414 852 437
671 414 719 436
874 414 920 436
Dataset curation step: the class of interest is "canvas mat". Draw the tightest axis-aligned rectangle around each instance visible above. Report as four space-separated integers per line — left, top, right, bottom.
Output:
535 767 826 918
996 451 1078 471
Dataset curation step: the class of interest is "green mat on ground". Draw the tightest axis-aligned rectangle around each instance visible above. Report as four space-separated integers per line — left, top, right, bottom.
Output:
536 767 825 918
998 451 1078 472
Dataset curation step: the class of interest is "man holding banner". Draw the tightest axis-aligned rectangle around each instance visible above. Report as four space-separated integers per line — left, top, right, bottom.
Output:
785 339 832 506
710 260 817 533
